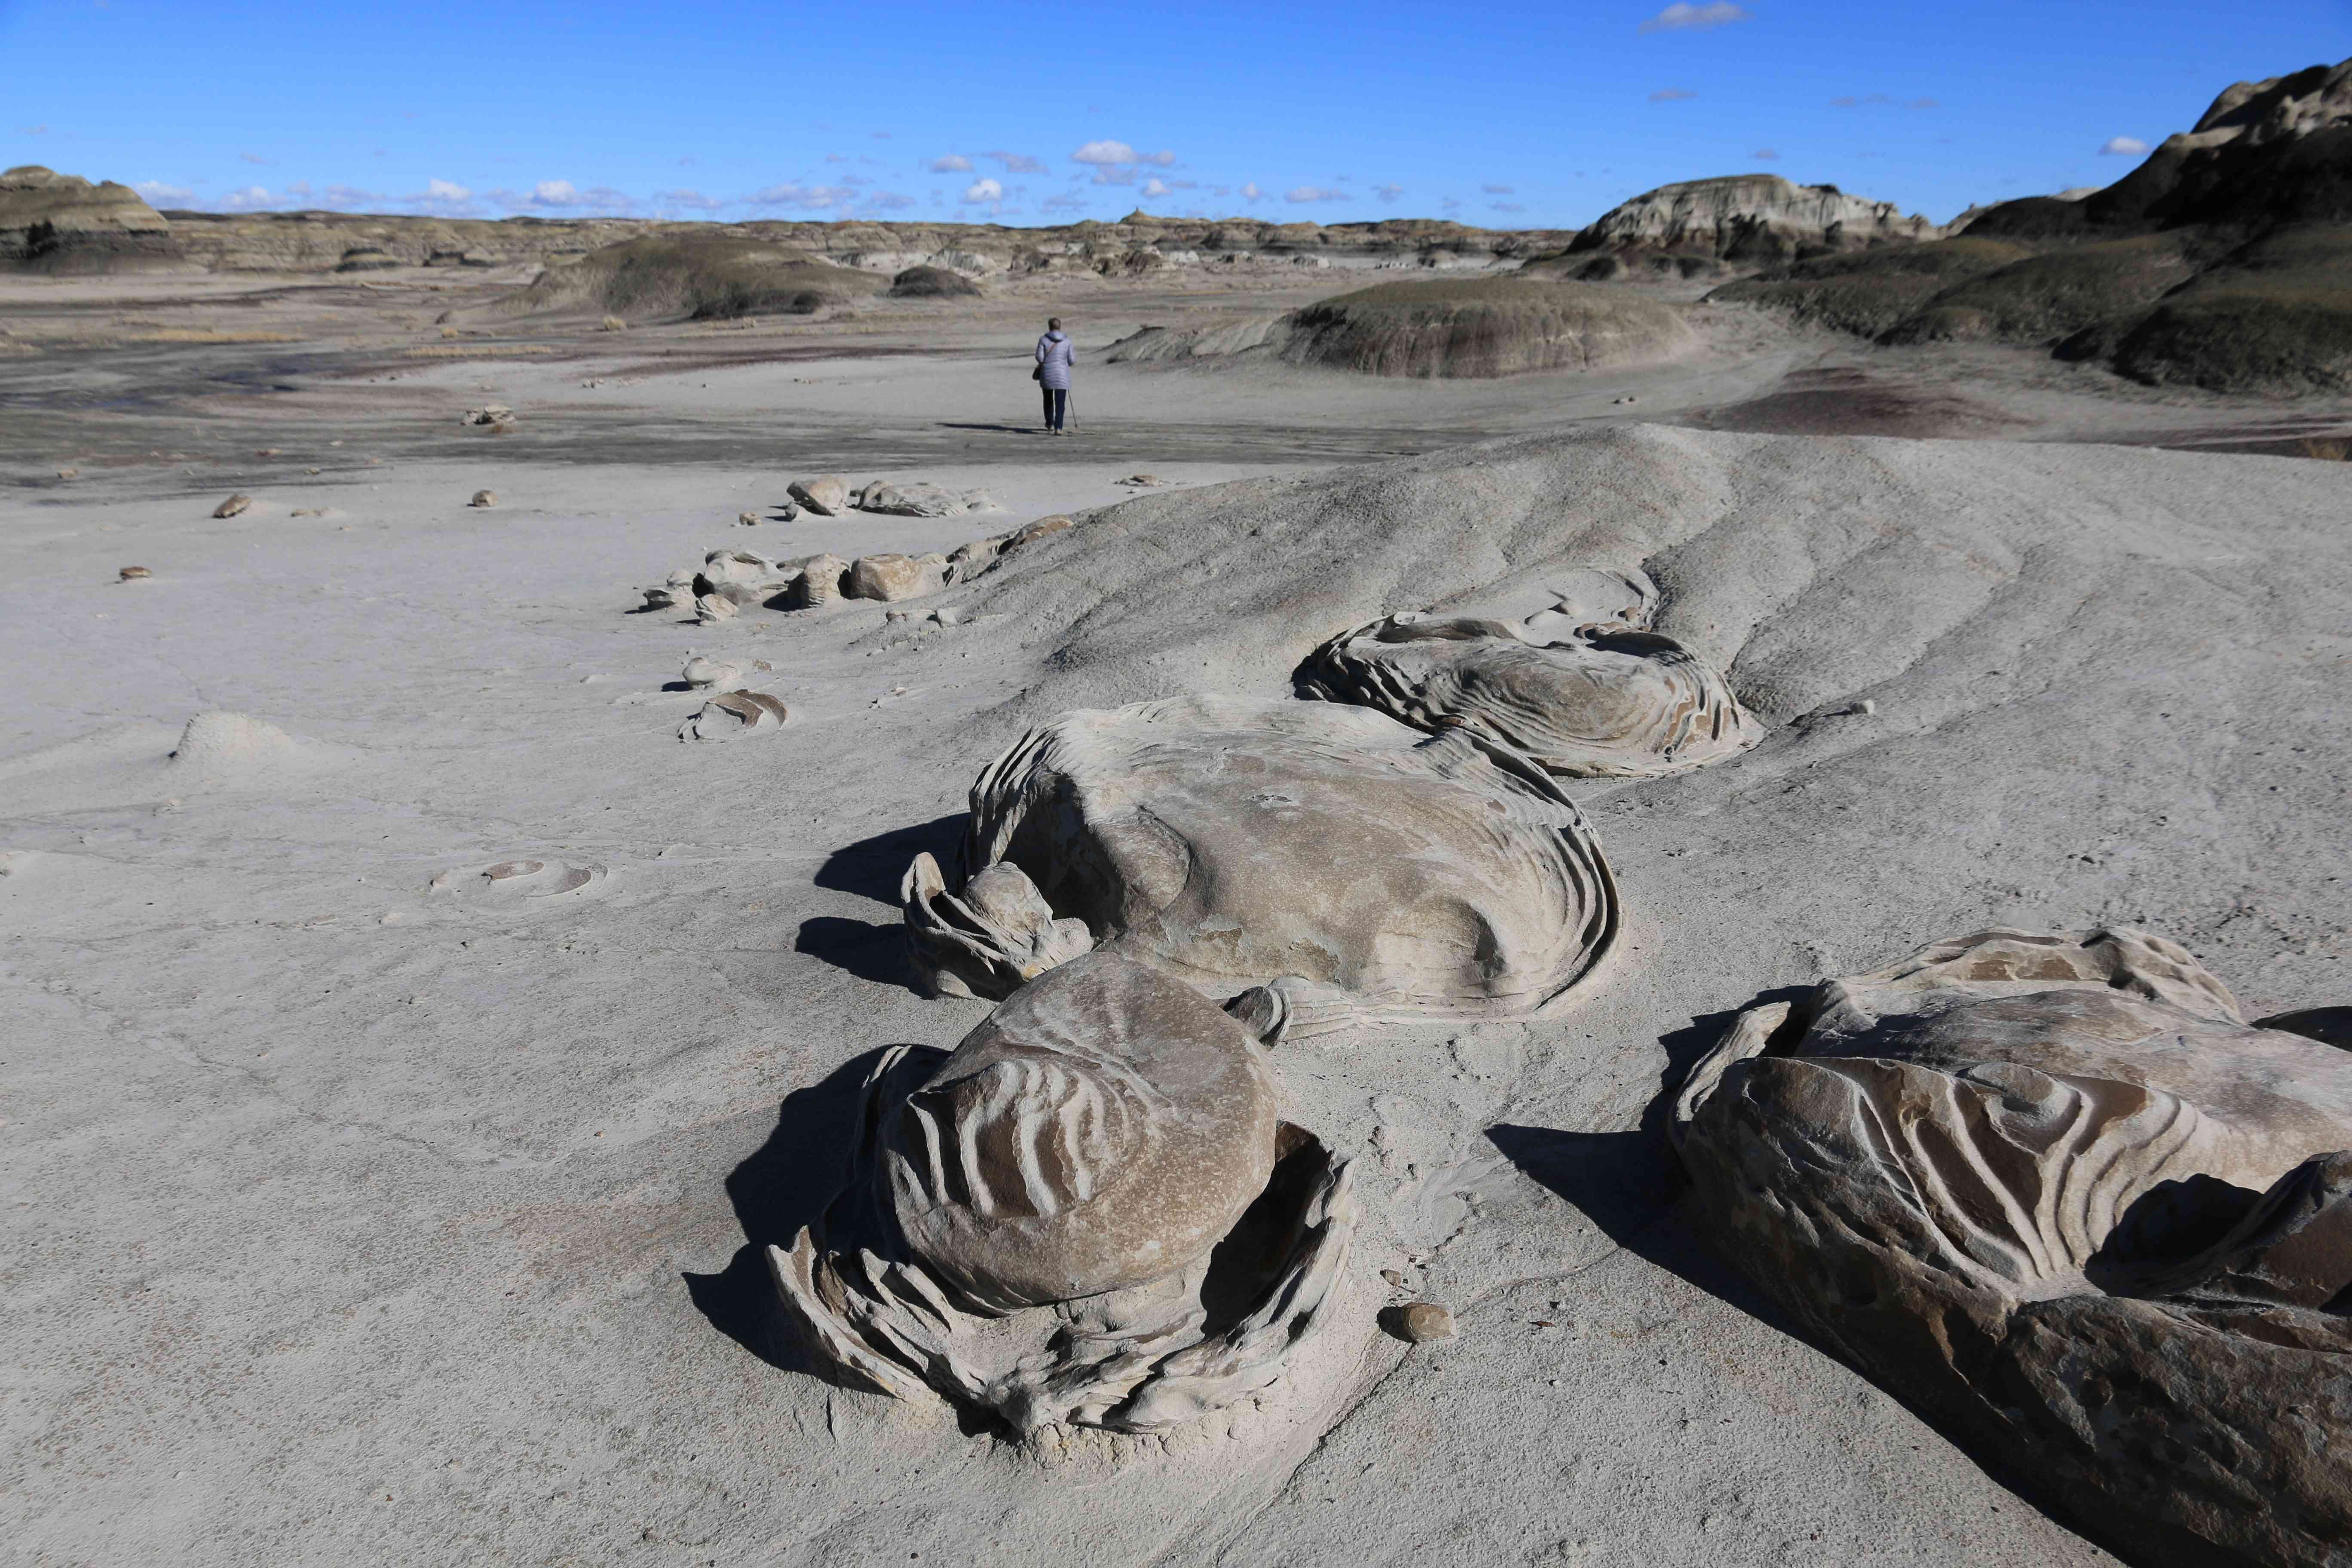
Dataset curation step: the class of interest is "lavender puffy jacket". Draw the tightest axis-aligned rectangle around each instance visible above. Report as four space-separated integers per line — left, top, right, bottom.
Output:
1035 330 1075 390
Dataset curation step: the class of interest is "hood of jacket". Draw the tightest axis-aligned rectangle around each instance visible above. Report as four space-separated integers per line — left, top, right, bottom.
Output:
1042 330 1068 342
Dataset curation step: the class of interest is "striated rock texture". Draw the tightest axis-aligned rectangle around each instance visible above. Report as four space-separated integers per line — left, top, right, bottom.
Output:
0 166 184 274
771 952 1358 1433
1675 928 2352 1568
1296 571 1759 778
1568 175 1943 263
901 693 1618 1030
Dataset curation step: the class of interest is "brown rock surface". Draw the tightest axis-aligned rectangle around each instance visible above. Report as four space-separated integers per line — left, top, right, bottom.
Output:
1676 928 2352 1568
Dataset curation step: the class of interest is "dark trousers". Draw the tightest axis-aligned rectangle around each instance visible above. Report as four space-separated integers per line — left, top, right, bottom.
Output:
1040 386 1068 431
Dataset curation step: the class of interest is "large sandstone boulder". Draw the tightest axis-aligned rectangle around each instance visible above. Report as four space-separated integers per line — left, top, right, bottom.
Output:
0 166 185 274
788 475 849 516
900 693 1619 1032
771 951 1359 1433
845 552 948 602
1676 928 2352 1568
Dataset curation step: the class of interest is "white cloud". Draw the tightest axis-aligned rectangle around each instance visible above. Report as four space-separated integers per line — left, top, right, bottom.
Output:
425 178 470 201
928 154 973 172
1639 1 1748 30
1138 149 1176 167
984 150 1047 174
219 184 276 210
867 190 915 209
962 177 1004 204
532 179 579 205
1489 201 1526 214
654 188 727 212
1091 165 1136 186
1751 148 1779 161
1650 87 1697 102
1142 178 1172 198
2100 135 2148 156
134 180 192 202
1240 181 1264 202
745 182 859 210
1373 183 1403 202
1831 92 1892 108
238 151 273 166
1482 183 1515 194
1286 185 1347 203
1072 139 1137 165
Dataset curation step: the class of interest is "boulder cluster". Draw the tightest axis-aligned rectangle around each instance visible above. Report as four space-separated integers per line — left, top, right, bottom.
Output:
637 486 1070 624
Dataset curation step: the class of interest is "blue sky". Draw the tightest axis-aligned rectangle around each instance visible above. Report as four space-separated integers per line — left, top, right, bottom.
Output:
2 0 2346 229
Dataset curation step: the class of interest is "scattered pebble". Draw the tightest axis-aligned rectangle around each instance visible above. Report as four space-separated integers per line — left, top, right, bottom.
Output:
117 565 151 582
254 447 281 457
1391 1302 1456 1344
1118 473 1169 487
55 467 77 480
291 508 325 518
213 493 252 518
737 510 760 527
469 490 496 508
1380 1268 1406 1287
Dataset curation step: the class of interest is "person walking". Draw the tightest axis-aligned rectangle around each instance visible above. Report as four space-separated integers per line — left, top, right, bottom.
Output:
1034 318 1075 435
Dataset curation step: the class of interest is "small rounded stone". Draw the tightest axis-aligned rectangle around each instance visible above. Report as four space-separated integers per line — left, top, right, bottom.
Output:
1396 1302 1456 1343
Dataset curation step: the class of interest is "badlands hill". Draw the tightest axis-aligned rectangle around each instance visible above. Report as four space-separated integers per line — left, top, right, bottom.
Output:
149 205 1574 279
0 165 184 273
1715 55 2352 393
1106 276 1694 378
1542 174 1945 280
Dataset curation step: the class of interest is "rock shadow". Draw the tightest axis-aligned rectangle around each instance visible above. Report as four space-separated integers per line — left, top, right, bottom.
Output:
793 915 914 991
683 1045 894 1374
814 812 965 904
1487 989 1852 1347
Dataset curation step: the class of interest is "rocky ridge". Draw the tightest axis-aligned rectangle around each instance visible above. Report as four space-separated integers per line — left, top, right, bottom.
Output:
0 165 186 273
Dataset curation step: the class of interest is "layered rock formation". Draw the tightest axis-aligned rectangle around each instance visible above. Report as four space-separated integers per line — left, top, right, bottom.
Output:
1559 174 1942 273
0 166 185 273
1718 55 2352 393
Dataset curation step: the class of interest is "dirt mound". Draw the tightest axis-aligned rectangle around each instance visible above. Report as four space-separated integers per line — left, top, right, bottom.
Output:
2101 224 2352 392
506 234 886 321
1277 278 1691 377
888 264 980 299
1099 280 1690 378
1708 237 2033 337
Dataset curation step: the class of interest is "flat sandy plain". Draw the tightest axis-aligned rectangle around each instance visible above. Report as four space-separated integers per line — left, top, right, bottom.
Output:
4 261 2351 1565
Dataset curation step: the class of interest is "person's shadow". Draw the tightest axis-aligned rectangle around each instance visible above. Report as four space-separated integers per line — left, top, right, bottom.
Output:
682 1046 902 1372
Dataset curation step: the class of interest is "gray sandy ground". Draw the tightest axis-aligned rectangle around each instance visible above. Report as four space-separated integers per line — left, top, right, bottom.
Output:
3 265 2349 1566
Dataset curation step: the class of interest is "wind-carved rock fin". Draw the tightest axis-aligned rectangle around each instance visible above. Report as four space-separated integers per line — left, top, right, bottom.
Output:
901 852 1095 1000
1297 585 1760 781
